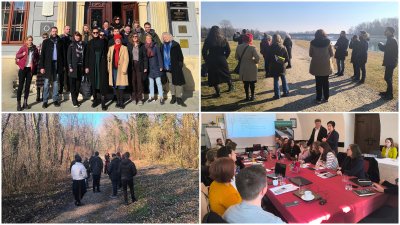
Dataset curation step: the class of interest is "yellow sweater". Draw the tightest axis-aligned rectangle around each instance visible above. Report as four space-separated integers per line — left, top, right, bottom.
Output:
381 147 398 159
209 181 242 216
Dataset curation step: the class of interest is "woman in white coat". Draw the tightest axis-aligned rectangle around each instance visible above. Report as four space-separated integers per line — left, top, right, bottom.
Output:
71 154 88 206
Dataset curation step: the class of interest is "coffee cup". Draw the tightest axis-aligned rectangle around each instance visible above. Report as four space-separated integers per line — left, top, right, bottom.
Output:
272 179 278 186
304 190 313 198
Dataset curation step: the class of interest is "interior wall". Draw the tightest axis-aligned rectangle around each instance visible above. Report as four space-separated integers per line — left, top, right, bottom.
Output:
379 113 398 145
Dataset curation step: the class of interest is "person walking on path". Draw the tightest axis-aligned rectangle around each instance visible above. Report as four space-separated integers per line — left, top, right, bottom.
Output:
202 26 233 98
334 31 349 76
108 153 121 198
90 151 103 193
267 34 289 99
119 152 138 205
71 154 87 206
309 29 333 104
378 27 398 100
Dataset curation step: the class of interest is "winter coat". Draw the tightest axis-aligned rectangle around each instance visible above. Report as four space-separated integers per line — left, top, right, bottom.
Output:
309 38 333 76
235 43 260 81
202 38 231 86
283 37 293 59
71 162 88 180
340 156 366 179
349 39 359 64
334 36 349 60
307 126 328 146
85 38 109 94
60 34 73 68
67 41 85 78
107 45 129 86
89 156 103 176
16 44 39 73
139 29 162 46
108 157 121 181
39 36 65 81
356 39 369 65
260 39 271 58
326 129 339 155
121 32 131 46
233 33 246 45
128 42 148 73
160 40 186 86
379 35 398 68
119 158 137 181
83 160 90 175
266 43 289 77
142 43 164 79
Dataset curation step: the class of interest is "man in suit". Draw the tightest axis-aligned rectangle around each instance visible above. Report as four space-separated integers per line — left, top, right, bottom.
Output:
322 121 339 155
307 119 328 146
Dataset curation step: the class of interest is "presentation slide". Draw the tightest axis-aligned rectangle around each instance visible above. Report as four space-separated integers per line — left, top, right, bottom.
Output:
225 114 276 149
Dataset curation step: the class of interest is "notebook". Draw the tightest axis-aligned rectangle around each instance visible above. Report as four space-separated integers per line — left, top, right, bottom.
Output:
353 189 376 197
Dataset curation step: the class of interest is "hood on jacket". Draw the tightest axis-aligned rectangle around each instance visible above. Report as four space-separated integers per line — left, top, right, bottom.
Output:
120 158 131 165
311 38 331 48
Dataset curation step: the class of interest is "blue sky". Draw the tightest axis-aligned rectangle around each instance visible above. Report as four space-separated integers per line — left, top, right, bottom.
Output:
60 114 112 129
202 2 399 33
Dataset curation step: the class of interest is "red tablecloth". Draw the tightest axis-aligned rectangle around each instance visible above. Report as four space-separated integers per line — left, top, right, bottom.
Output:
243 157 389 223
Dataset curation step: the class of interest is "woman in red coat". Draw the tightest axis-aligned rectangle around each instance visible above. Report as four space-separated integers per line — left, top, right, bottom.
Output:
15 35 39 111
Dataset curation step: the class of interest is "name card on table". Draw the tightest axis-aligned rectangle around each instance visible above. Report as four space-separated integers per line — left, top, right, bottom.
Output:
270 184 298 195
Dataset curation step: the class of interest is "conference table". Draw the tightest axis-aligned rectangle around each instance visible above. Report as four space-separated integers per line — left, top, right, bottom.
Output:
375 157 398 183
241 155 390 223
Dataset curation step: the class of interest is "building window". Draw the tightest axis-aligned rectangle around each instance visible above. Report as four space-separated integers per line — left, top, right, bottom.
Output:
2 2 30 44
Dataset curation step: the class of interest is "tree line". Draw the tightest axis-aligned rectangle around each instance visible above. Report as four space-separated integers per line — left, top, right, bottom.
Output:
2 113 199 195
348 18 398 36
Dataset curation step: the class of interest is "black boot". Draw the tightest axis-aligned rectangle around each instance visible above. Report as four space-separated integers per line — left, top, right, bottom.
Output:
115 90 120 108
23 98 30 109
177 98 187 107
17 101 22 111
170 95 176 104
101 95 107 111
212 85 220 98
36 88 41 102
250 82 255 101
119 90 125 109
244 83 250 101
91 93 99 108
227 80 234 92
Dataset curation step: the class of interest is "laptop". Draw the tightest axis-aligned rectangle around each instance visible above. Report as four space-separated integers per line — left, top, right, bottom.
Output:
289 176 313 186
267 162 286 179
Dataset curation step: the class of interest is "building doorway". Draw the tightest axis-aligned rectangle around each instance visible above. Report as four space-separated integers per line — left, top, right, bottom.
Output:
85 2 138 29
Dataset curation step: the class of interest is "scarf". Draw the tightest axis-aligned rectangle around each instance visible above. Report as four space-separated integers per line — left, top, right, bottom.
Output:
75 41 84 64
163 42 172 70
145 42 155 58
114 44 121 68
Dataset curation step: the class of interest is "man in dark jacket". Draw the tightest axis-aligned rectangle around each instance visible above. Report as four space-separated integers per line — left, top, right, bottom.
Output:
133 20 145 39
378 27 398 100
119 152 137 205
108 153 121 198
83 157 90 188
89 151 103 192
60 25 73 94
334 31 349 76
140 22 161 46
260 34 272 77
121 25 132 46
307 119 328 146
39 26 64 108
283 34 293 69
233 29 247 45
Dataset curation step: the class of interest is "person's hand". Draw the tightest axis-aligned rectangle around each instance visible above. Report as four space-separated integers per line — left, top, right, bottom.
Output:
40 68 45 74
379 179 386 185
22 51 26 56
322 138 327 142
69 68 73 73
144 69 147 73
372 183 385 193
336 170 342 176
85 68 89 74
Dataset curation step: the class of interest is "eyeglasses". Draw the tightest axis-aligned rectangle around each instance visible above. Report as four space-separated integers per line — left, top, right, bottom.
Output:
93 32 99 34
116 18 120 20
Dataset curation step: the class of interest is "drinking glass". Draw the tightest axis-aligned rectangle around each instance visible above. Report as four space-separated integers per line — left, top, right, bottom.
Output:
342 174 348 183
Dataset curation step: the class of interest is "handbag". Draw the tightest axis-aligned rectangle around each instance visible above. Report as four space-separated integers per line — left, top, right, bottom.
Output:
233 45 250 74
80 74 92 99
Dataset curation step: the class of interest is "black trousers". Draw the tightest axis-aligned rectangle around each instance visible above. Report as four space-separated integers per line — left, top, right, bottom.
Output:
131 60 143 100
69 65 83 105
243 81 256 98
354 63 366 81
384 66 395 97
315 76 329 101
72 179 87 203
60 69 69 93
92 174 101 191
122 179 136 202
17 67 33 101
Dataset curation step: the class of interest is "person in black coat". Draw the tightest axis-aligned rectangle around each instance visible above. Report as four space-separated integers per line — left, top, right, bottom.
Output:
233 29 247 45
85 28 109 110
111 16 123 31
119 152 137 205
260 34 272 77
334 31 349 76
307 119 328 146
108 153 121 198
353 31 369 83
282 139 301 158
67 32 85 107
161 32 187 107
378 27 398 100
83 157 90 188
39 26 64 108
60 25 73 94
349 35 359 78
303 141 321 165
121 25 132 46
127 34 147 105
202 26 233 98
266 34 289 99
322 121 339 155
337 144 366 179
283 34 293 69
89 151 104 192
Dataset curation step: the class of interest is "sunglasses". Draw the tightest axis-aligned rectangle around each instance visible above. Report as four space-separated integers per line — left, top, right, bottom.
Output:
93 32 99 34
116 18 120 20
99 34 104 36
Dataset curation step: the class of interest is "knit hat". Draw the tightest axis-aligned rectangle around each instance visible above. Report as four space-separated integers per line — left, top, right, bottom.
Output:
243 33 253 44
114 34 122 41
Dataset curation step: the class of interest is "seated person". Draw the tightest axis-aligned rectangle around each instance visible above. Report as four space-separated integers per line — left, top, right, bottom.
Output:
223 165 285 223
282 139 300 159
225 138 233 146
336 144 366 179
373 179 398 195
315 142 338 170
218 146 240 188
209 157 242 216
275 137 283 152
381 138 398 159
298 141 310 161
216 138 224 148
303 141 321 165
201 148 218 186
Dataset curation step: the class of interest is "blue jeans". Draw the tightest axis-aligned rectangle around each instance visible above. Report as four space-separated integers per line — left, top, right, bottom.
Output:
273 75 289 98
43 61 59 103
354 63 366 81
149 77 163 98
336 59 345 74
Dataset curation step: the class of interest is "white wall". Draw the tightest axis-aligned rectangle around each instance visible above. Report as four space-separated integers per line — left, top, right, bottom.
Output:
379 113 398 145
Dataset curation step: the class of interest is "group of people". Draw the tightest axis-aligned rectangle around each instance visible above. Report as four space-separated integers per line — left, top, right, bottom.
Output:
200 119 398 223
202 26 398 104
70 151 137 206
15 18 188 111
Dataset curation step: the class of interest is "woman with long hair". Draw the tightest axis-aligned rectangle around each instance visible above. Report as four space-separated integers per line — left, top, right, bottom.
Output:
128 33 146 105
15 35 39 111
202 26 233 98
337 144 366 179
316 142 338 170
381 138 398 159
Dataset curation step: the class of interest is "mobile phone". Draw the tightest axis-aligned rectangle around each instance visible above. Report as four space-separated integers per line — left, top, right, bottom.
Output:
284 201 299 207
358 179 370 182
